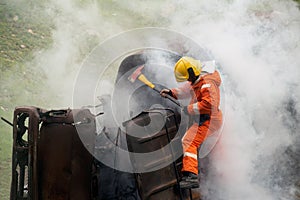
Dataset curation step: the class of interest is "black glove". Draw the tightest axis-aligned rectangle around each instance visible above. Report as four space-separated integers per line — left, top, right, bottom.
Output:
160 89 174 98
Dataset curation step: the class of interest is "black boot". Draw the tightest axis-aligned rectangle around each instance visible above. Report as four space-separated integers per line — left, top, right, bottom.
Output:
179 172 199 189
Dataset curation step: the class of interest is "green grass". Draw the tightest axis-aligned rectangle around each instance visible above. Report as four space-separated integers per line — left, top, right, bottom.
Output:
0 1 53 199
0 1 53 70
0 116 13 200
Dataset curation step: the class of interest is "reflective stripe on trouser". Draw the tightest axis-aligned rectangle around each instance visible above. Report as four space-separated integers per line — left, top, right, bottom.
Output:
182 122 210 175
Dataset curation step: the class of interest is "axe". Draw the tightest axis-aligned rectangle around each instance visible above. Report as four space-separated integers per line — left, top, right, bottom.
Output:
128 65 181 107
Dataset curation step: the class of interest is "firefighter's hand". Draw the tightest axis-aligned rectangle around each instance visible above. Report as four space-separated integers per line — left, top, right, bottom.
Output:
160 89 173 98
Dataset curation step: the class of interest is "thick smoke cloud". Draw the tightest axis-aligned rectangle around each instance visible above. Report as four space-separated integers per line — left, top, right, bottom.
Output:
164 1 300 199
107 0 300 199
29 0 121 107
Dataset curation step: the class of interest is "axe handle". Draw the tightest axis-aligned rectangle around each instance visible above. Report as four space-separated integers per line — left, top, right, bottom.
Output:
135 73 181 107
152 87 182 108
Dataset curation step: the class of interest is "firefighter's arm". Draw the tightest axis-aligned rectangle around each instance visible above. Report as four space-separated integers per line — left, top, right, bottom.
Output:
170 82 191 100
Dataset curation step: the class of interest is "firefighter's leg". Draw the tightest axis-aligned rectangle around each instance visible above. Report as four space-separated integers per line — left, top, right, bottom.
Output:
180 123 210 189
182 123 209 175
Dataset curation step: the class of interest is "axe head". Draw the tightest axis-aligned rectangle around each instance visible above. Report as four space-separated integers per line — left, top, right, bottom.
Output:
128 65 144 83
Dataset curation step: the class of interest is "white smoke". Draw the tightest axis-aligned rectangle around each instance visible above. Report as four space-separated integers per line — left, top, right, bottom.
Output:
30 0 122 108
162 0 300 199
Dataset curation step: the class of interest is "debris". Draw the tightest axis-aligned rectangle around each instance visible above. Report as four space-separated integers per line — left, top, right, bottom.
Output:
20 44 26 48
28 29 34 35
13 16 18 21
0 106 8 111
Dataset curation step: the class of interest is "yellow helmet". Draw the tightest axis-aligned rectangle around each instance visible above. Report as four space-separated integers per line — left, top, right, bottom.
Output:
174 57 202 82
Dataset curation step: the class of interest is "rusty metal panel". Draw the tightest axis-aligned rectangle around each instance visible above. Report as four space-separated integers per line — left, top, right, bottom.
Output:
10 107 96 200
125 109 201 200
37 109 96 200
10 106 41 200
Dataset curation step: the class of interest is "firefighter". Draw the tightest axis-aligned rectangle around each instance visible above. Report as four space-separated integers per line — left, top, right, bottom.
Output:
160 56 223 189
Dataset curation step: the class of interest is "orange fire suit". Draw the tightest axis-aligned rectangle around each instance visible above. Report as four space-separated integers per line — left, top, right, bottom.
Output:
171 70 223 175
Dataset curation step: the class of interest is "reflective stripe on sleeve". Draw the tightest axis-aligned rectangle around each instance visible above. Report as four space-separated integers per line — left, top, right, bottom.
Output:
201 83 211 89
192 103 200 114
184 152 198 160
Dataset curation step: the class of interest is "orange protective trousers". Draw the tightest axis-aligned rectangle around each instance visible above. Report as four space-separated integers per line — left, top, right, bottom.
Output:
181 117 222 175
